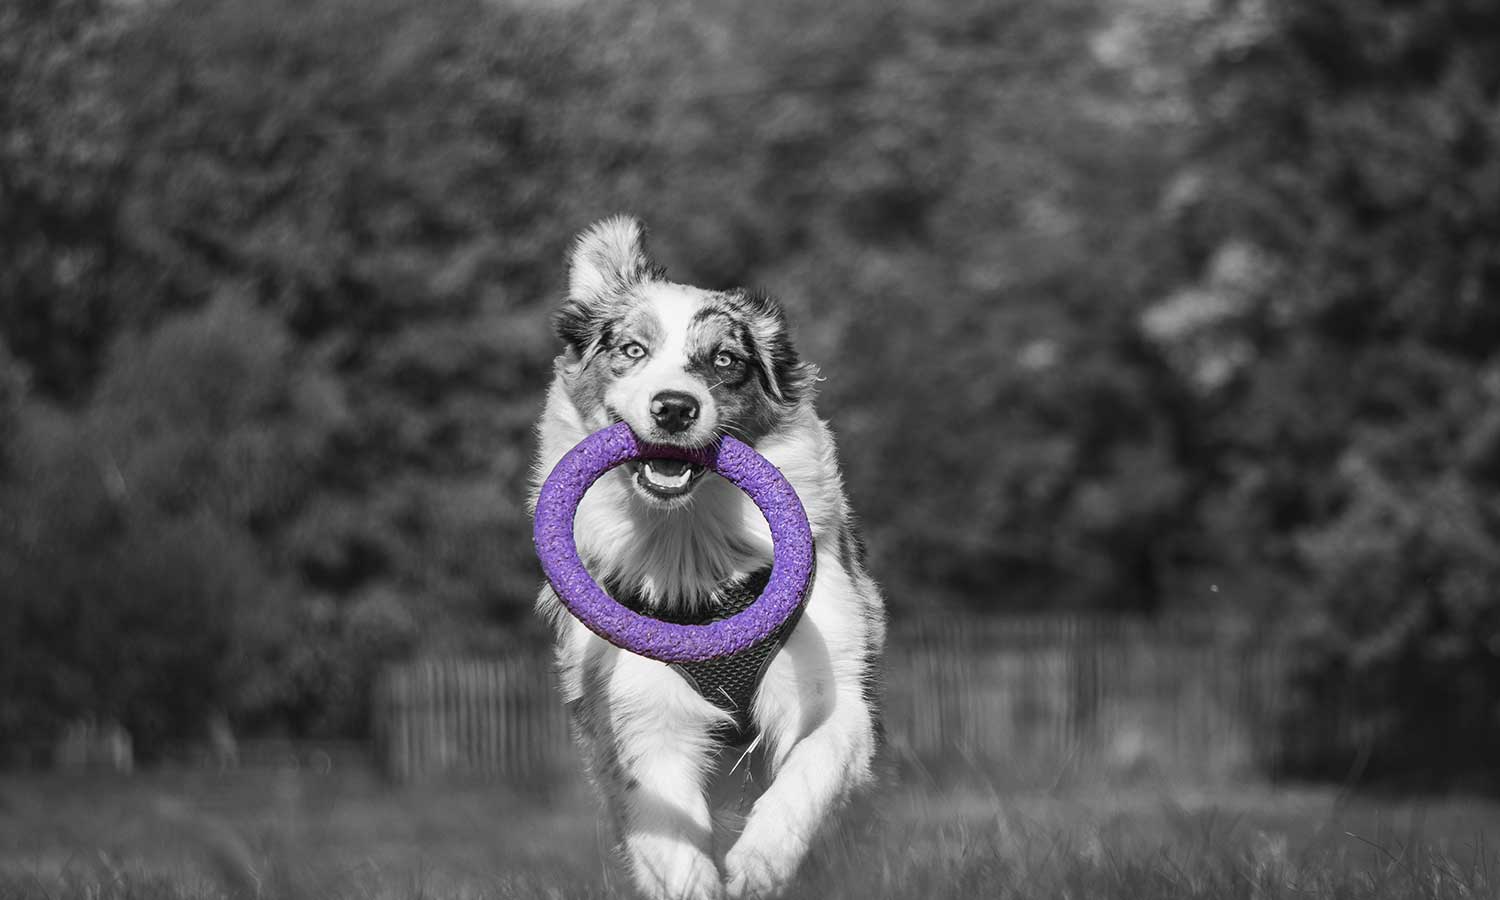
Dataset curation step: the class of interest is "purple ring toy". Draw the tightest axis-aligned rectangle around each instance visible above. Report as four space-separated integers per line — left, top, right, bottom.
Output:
533 422 814 663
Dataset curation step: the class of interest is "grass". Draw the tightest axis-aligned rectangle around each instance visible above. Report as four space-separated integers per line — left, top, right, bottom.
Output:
0 761 1497 899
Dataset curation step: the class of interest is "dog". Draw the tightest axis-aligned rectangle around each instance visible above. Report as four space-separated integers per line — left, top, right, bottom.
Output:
530 217 886 900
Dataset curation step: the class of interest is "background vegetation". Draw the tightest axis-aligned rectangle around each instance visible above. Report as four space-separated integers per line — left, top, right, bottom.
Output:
2 0 1498 785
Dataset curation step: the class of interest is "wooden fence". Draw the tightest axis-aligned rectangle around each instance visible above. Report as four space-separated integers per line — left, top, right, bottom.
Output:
882 615 1291 782
373 615 1298 783
373 655 573 782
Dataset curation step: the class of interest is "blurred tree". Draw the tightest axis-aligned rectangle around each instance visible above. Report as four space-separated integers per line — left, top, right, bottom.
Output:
0 344 28 473
0 0 1256 745
1165 0 1500 782
1 0 593 743
0 0 130 400
0 294 322 750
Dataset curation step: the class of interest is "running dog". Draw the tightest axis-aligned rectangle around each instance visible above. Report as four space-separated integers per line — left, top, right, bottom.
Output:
530 217 886 900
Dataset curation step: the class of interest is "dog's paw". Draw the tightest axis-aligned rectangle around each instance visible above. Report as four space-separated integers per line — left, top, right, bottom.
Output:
629 846 725 900
723 846 786 900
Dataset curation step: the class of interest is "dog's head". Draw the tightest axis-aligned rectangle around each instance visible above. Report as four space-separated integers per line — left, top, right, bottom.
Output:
553 216 815 507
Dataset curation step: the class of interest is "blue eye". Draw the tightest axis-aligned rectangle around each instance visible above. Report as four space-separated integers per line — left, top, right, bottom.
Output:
714 351 737 368
622 342 647 359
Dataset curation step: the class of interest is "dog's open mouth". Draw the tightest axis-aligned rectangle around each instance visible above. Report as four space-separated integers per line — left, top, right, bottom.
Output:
630 458 707 500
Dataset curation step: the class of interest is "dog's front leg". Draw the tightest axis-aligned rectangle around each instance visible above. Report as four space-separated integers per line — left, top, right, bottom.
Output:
722 687 875 898
722 625 878 898
603 653 727 900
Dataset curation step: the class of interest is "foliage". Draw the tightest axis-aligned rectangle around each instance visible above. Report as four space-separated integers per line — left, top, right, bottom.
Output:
3 0 1496 786
0 0 130 399
1163 0 1500 780
0 0 1198 749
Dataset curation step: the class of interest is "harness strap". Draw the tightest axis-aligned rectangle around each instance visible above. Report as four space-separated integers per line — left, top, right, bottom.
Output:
610 560 812 744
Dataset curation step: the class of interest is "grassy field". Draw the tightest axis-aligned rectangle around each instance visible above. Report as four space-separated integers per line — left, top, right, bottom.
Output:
1 761 1497 899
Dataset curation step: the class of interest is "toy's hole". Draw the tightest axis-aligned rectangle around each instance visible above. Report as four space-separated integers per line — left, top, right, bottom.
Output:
569 463 775 615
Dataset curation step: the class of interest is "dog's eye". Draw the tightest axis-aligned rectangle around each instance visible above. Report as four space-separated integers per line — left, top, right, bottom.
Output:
713 351 737 369
622 342 647 360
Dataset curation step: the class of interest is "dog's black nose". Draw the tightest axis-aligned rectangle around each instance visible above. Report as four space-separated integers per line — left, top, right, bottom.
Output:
650 391 700 435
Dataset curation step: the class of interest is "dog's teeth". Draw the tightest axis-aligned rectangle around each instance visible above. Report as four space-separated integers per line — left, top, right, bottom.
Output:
644 465 691 489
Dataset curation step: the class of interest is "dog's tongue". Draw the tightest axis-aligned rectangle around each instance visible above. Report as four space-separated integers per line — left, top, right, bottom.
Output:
646 458 691 476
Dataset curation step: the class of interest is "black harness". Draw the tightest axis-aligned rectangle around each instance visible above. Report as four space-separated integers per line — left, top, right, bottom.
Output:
611 563 810 744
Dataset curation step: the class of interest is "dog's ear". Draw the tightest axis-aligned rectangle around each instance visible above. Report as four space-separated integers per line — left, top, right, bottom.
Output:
554 216 662 355
755 328 818 406
568 215 658 303
737 289 818 405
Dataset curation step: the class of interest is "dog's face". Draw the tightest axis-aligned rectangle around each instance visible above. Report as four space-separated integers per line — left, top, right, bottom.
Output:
553 217 813 507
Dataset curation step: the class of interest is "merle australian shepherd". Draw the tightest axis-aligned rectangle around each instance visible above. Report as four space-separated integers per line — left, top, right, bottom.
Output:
531 217 886 900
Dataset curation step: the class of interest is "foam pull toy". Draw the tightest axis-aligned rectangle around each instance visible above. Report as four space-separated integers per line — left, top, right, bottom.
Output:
533 422 813 663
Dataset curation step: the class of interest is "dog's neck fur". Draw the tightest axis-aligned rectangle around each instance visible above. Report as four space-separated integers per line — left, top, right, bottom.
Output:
581 471 769 611
533 378 838 614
